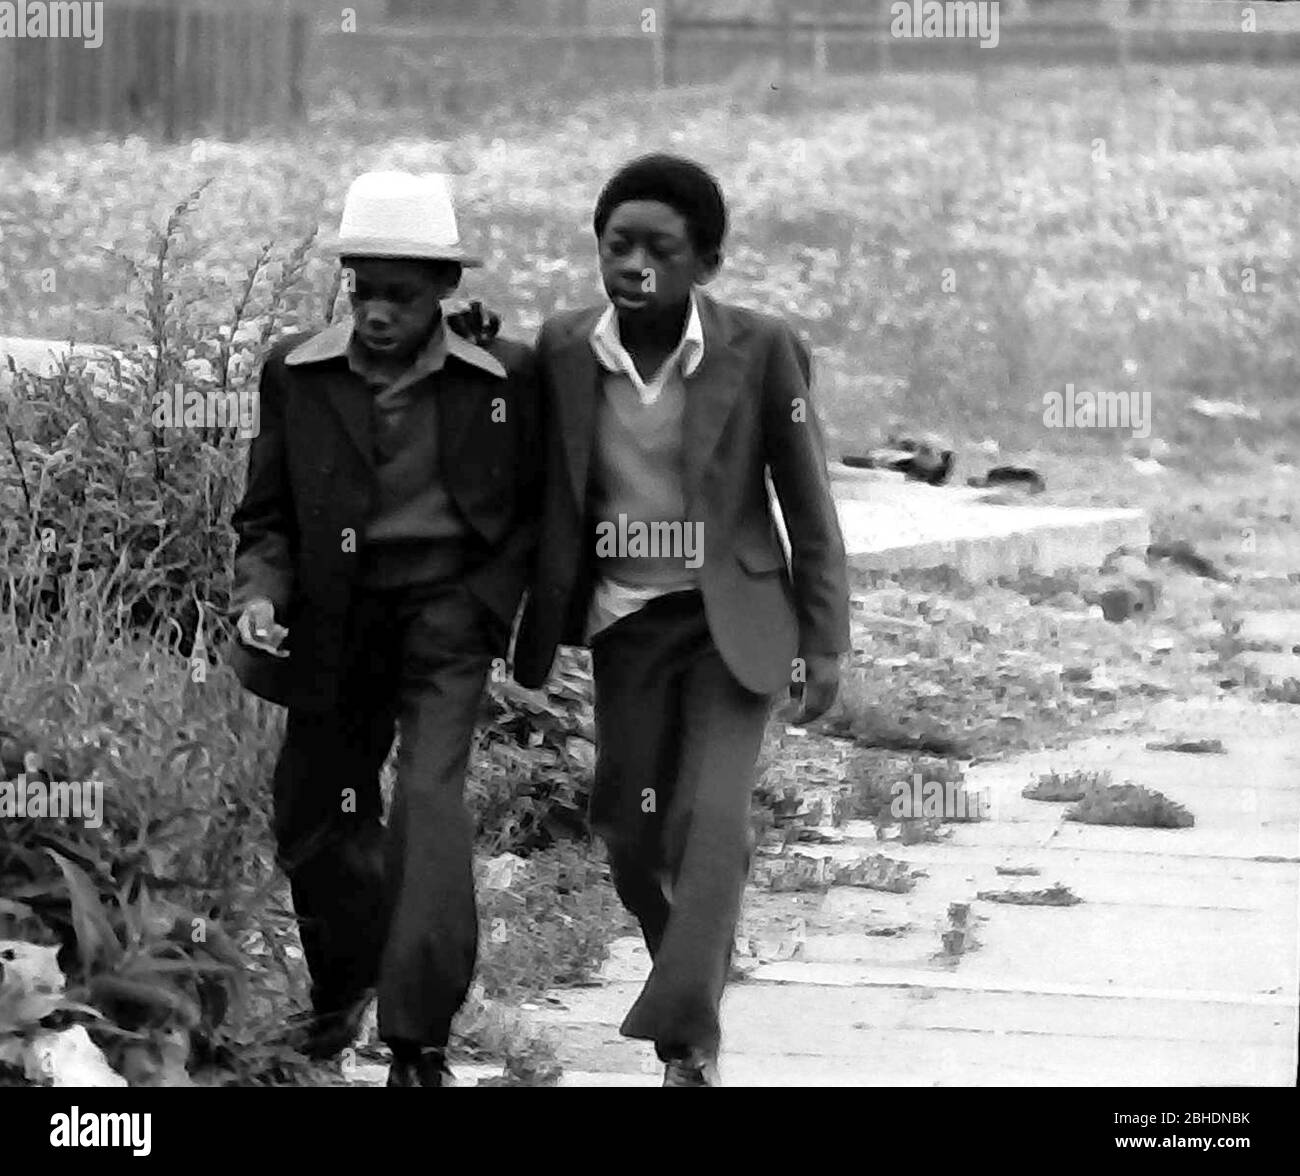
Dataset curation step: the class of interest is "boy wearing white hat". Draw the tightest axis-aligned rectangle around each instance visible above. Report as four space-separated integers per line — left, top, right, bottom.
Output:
229 172 539 1087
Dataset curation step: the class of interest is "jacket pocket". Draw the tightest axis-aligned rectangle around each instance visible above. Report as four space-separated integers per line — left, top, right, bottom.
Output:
736 544 787 575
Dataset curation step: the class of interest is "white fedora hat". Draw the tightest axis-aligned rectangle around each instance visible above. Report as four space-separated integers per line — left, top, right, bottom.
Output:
324 171 482 266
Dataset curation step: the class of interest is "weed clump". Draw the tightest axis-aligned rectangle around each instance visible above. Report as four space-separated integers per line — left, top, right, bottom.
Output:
1023 769 1109 802
1066 783 1194 828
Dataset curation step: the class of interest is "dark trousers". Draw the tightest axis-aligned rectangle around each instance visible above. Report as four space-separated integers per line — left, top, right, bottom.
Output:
270 580 502 1047
589 590 772 1060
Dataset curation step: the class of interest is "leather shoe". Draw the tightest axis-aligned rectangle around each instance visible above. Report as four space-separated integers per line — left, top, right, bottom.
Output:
662 1048 719 1087
386 1046 454 1087
283 990 374 1061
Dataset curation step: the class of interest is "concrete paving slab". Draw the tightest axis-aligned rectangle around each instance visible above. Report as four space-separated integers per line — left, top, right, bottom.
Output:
1238 611 1300 650
741 961 1297 1007
540 1025 1295 1086
1243 652 1300 687
708 1036 1294 1086
344 1060 504 1087
892 852 1298 912
1047 823 1298 862
954 905 1296 995
531 983 1289 1055
525 613 1296 1088
0 336 114 381
558 1069 661 1087
830 469 1149 581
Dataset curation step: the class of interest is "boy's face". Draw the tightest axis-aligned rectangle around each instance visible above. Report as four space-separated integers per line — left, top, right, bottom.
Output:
598 200 717 326
344 257 459 360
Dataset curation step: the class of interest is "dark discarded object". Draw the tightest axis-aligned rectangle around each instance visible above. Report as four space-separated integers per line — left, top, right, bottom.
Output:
1147 540 1228 582
1097 580 1158 622
1145 738 1226 754
977 883 1082 906
841 436 954 485
967 466 1046 494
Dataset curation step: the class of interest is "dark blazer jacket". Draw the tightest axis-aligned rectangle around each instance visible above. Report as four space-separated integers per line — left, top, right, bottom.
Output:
228 318 539 711
512 292 850 697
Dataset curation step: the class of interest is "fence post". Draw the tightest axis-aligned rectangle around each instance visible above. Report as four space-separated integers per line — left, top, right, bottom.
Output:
274 0 294 133
658 0 677 89
42 33 60 139
779 1 795 86
0 34 18 150
813 0 829 78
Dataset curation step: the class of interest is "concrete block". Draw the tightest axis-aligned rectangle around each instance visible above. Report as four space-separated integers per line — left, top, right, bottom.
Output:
830 468 1149 582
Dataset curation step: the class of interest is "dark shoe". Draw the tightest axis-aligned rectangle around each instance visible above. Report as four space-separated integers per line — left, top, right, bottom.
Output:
386 1044 454 1088
662 1048 719 1087
283 990 374 1061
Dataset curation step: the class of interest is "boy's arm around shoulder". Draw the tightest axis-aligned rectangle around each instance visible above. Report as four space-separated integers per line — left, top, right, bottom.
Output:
760 317 851 659
229 337 301 619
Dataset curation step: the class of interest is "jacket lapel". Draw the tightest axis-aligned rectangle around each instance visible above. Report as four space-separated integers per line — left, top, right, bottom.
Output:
682 293 748 504
550 312 603 511
286 321 373 469
436 368 481 471
548 296 748 515
321 370 374 469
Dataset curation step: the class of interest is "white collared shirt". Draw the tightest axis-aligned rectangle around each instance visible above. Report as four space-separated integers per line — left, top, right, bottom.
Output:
589 292 705 406
584 293 707 642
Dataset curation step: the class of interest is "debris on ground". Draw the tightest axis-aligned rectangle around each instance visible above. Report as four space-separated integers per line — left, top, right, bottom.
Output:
1144 738 1226 754
897 816 948 844
976 884 1083 906
1066 783 1194 828
967 465 1046 494
840 435 954 485
995 865 1041 877
832 853 920 893
1147 540 1229 582
794 827 847 845
864 923 912 937
1092 579 1160 622
482 852 527 890
751 854 835 893
938 901 982 956
753 851 920 894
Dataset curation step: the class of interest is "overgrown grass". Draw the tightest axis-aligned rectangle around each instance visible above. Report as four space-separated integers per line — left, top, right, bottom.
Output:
0 608 623 1085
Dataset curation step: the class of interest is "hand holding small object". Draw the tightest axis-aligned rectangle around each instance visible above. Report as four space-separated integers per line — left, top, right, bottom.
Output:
237 598 290 658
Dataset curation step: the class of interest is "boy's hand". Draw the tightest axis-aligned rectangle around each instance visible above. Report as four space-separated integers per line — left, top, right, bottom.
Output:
446 300 501 347
784 654 840 725
237 598 290 658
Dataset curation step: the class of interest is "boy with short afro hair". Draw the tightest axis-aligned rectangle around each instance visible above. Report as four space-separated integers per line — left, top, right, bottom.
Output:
514 154 850 1085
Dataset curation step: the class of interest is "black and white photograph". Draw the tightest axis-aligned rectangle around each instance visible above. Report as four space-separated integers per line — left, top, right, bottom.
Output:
0 0 1296 1141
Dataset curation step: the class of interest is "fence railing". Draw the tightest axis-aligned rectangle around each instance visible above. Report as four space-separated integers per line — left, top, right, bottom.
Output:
314 1 1300 112
660 0 1300 82
6 1 1300 150
0 0 310 151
